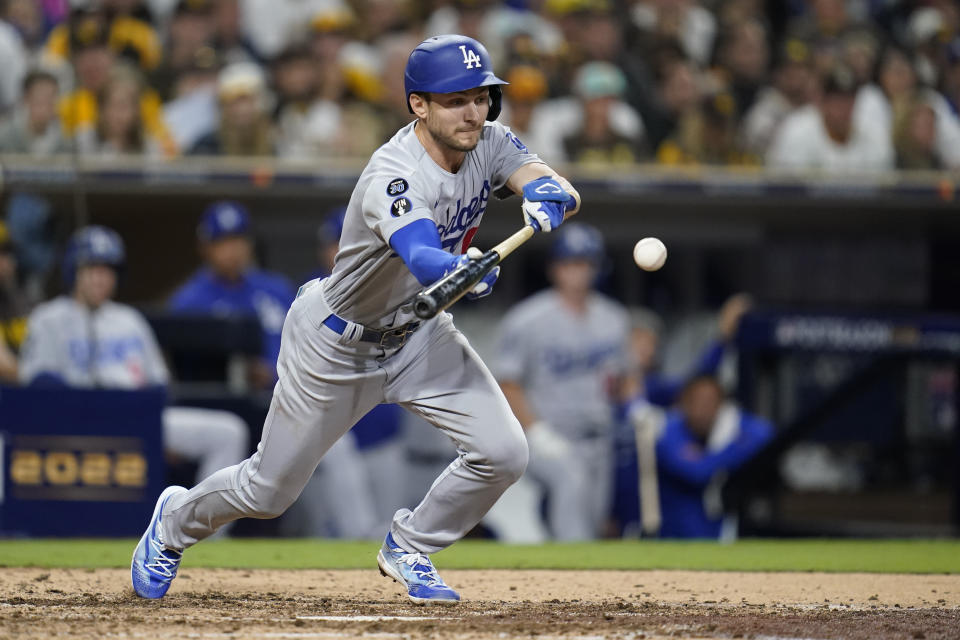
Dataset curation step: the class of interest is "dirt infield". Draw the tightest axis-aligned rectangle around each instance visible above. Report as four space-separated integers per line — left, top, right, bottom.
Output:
1 568 959 640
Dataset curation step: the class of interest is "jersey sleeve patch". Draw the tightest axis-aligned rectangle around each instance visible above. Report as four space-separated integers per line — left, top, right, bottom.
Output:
390 196 412 217
387 178 409 196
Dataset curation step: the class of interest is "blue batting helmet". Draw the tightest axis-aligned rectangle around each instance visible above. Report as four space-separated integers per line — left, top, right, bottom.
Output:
62 225 126 287
198 201 251 242
404 34 507 121
551 222 605 263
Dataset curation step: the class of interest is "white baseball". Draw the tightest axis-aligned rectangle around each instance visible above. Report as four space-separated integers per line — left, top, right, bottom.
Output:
633 237 667 271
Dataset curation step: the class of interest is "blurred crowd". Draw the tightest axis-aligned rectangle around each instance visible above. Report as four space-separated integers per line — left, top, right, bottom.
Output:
1 0 960 170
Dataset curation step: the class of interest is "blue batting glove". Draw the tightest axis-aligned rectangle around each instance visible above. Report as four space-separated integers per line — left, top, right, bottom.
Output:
445 248 498 300
466 265 499 300
522 177 574 232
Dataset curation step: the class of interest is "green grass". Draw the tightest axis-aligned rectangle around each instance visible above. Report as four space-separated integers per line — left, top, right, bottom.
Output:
0 539 958 574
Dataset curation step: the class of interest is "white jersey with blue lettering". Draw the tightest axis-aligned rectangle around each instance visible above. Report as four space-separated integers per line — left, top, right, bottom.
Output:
323 119 539 328
495 290 630 440
19 296 168 388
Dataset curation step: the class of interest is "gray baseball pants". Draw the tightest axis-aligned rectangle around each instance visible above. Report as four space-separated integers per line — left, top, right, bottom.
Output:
160 282 528 553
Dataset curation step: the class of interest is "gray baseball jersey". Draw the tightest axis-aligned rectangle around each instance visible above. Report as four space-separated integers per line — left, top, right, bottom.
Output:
19 296 168 388
324 120 539 328
496 290 630 439
158 118 544 556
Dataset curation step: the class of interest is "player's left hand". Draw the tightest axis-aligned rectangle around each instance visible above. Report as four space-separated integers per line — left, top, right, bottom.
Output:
456 247 499 300
522 177 574 233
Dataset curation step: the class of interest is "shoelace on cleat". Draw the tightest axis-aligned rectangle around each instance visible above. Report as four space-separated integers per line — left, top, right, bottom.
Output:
396 551 444 587
145 538 183 579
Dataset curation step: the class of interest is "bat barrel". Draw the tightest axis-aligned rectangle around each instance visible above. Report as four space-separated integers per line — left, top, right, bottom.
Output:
413 294 440 319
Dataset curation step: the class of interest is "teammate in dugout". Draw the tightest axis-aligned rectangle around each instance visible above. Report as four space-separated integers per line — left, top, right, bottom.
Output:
170 201 296 389
18 226 249 485
495 223 630 541
131 35 581 603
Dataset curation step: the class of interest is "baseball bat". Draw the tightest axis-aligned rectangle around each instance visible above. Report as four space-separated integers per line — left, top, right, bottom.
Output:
413 225 536 319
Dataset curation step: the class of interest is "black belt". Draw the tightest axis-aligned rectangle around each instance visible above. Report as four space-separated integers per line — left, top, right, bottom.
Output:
322 313 420 349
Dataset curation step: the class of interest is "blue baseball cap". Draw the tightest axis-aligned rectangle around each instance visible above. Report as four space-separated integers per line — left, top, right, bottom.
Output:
318 207 346 246
551 222 605 263
198 201 251 242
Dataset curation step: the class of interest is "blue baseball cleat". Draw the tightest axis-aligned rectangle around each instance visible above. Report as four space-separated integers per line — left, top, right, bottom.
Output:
131 485 187 599
377 532 460 605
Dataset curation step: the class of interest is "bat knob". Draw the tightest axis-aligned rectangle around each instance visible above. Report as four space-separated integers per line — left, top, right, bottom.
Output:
413 294 439 320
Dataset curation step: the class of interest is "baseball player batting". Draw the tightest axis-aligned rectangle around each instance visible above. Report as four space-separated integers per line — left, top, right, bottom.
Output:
131 34 581 604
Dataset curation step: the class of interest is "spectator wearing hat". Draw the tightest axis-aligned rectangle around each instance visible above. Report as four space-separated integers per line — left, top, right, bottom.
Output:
149 0 216 102
0 220 29 383
42 6 161 73
562 61 645 165
766 66 893 171
56 11 172 155
741 39 817 157
169 201 295 388
500 65 550 156
0 69 68 155
190 61 275 155
657 91 756 166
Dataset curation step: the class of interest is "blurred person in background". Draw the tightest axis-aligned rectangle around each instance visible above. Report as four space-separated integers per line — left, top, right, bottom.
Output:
786 0 864 79
0 220 28 383
495 223 630 541
712 18 769 117
841 29 880 87
190 61 274 155
621 293 751 411
500 63 546 136
42 5 162 74
0 69 68 154
857 46 960 170
162 46 220 152
18 225 249 487
57 10 171 155
741 39 817 156
149 0 216 101
169 201 294 389
766 65 893 171
628 0 717 68
79 65 171 156
894 98 941 170
646 57 701 152
561 61 646 165
272 42 322 157
613 293 751 538
0 0 28 114
209 0 256 65
3 0 51 52
647 375 773 539
657 91 756 166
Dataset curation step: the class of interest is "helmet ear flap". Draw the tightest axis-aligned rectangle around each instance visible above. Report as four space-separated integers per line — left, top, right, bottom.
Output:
487 84 502 121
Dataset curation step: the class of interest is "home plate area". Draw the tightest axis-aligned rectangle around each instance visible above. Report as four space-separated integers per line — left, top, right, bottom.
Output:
1 568 958 640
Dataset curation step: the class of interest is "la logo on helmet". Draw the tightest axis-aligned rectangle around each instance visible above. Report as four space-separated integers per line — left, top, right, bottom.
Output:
459 45 482 69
